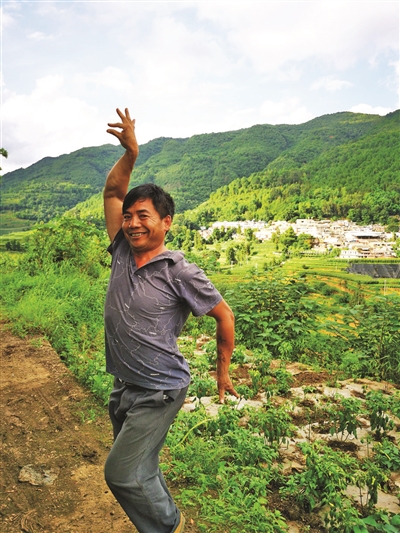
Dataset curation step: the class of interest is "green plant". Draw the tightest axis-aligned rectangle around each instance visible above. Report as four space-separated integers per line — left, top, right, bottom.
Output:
226 273 318 357
354 461 389 512
324 492 366 533
247 402 295 446
280 441 358 511
272 367 294 395
188 373 216 398
326 297 400 384
373 439 400 472
327 396 363 441
355 512 400 532
365 390 395 438
231 344 249 365
163 406 288 533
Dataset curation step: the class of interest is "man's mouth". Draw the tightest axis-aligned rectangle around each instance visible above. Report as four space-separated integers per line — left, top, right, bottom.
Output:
128 231 147 237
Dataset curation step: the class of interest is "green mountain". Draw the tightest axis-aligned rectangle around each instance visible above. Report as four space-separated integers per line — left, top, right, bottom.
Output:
186 110 400 226
1 110 398 234
0 138 169 233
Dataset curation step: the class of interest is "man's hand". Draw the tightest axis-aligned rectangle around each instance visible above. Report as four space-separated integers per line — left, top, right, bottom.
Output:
206 300 239 404
107 108 139 160
103 108 139 242
217 372 239 404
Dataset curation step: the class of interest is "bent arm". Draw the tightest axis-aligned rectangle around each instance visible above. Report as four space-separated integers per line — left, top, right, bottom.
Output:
206 299 239 403
104 108 139 242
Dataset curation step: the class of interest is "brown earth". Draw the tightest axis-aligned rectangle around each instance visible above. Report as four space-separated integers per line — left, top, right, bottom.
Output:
0 323 198 533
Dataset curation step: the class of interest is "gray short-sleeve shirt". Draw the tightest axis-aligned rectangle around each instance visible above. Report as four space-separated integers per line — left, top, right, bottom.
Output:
104 230 222 390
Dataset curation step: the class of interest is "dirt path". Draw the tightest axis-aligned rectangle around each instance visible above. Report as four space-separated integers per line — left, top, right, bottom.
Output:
0 322 138 533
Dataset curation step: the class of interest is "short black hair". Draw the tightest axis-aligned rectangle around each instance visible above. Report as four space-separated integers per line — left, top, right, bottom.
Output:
122 184 175 220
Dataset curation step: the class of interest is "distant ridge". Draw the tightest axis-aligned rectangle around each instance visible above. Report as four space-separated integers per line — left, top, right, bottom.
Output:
1 110 398 234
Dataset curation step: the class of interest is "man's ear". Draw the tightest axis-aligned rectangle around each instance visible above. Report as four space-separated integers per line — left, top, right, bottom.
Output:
163 215 172 233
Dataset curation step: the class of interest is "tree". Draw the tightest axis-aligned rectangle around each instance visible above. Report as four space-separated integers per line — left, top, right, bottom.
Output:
271 229 281 251
280 227 297 251
244 228 255 241
0 148 8 176
393 238 400 258
193 231 204 250
296 233 314 251
386 217 399 234
225 243 238 265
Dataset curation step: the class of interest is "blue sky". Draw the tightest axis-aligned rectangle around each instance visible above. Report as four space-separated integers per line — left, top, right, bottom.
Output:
1 0 399 174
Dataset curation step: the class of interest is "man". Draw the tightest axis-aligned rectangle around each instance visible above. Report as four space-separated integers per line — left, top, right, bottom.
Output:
103 108 238 533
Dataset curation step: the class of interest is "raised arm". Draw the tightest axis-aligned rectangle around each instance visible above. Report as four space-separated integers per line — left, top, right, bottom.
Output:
104 108 139 242
207 299 239 403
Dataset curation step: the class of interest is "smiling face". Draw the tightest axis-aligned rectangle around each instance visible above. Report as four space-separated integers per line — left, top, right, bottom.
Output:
122 198 172 259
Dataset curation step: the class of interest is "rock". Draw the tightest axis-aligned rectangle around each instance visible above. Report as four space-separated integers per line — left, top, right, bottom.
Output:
18 465 58 486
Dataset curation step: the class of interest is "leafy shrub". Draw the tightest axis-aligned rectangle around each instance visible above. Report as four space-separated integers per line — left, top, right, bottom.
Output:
22 216 110 277
365 390 395 438
247 403 295 445
326 396 363 441
372 439 400 471
227 273 318 358
280 441 358 511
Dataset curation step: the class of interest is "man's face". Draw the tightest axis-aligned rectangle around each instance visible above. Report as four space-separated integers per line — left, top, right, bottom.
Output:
122 198 172 255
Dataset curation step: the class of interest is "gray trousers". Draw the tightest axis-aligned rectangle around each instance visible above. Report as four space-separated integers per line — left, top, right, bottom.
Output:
104 379 188 533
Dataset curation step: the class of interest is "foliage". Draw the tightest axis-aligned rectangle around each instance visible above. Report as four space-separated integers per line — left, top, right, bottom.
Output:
0 147 8 173
365 391 395 438
280 441 359 511
0 215 112 402
247 402 295 445
323 296 400 383
183 249 221 274
327 396 363 441
163 406 288 532
227 273 318 358
22 216 110 277
356 512 400 533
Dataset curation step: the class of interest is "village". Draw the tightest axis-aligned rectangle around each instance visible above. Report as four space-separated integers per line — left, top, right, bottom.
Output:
199 219 399 259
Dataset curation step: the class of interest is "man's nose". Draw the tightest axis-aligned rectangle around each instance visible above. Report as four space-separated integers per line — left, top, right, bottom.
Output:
128 216 140 227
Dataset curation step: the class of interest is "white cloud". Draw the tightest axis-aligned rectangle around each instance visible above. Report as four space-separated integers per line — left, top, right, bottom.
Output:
349 104 394 116
27 31 52 41
76 67 134 93
260 98 312 125
125 14 232 96
0 4 18 28
311 76 353 92
2 75 106 174
196 1 399 72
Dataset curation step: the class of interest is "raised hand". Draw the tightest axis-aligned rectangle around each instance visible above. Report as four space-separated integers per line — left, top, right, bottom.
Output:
107 108 139 159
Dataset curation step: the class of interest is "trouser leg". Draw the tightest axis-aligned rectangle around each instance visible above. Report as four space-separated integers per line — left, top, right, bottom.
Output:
105 382 188 533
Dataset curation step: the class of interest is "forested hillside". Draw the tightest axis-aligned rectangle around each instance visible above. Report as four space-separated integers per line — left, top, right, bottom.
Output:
0 137 169 233
1 110 398 233
187 111 400 226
